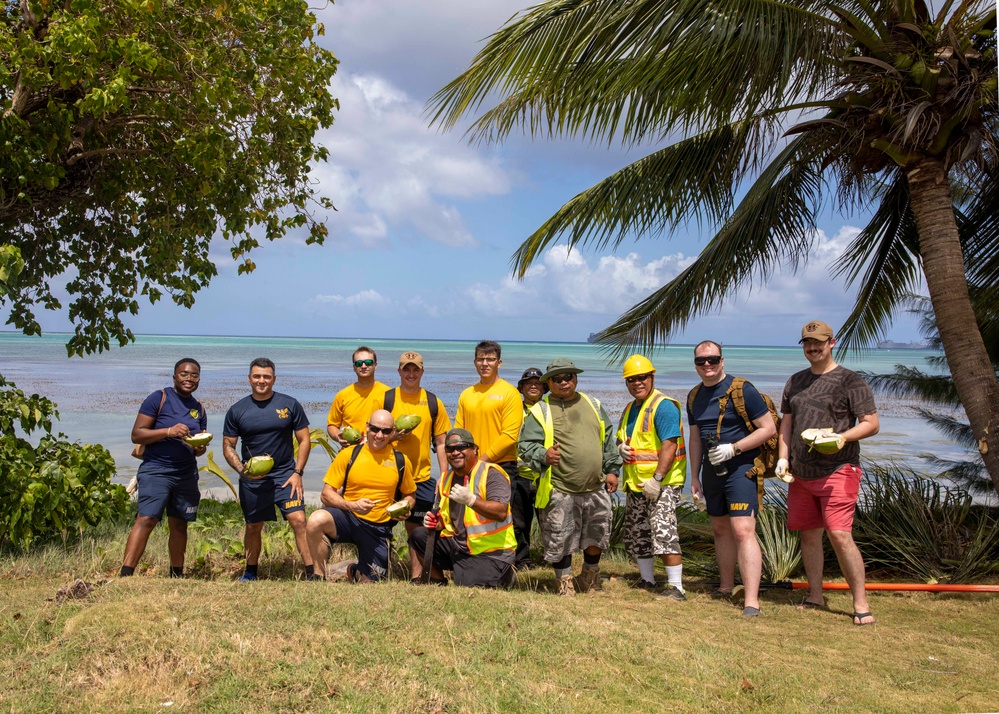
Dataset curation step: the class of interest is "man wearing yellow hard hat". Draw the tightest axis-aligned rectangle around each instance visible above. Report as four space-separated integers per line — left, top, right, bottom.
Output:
616 355 688 600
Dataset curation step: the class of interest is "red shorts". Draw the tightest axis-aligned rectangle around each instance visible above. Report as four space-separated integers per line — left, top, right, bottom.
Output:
786 463 862 531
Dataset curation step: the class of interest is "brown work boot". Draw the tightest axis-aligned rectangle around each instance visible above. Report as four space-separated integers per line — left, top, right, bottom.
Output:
557 574 576 597
575 566 602 593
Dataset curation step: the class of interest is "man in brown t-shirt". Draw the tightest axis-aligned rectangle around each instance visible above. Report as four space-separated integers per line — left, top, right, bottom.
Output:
777 320 880 626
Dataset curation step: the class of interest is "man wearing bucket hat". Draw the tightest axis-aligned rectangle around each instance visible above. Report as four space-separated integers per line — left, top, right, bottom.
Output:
519 358 621 596
777 320 880 626
408 428 517 588
617 354 688 601
511 367 547 570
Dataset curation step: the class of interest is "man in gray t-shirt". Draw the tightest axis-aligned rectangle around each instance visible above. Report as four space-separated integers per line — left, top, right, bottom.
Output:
777 320 880 626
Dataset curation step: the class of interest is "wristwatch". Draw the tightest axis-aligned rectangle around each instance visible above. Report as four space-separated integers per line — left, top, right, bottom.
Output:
292 467 304 475
653 474 664 482
733 444 742 456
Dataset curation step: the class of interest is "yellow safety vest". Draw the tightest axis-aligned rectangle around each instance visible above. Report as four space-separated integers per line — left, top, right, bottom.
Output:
518 402 541 483
616 390 686 491
439 461 517 555
525 392 606 509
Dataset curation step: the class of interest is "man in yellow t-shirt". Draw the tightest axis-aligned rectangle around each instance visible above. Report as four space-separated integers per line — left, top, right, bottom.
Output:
384 351 452 581
306 409 416 582
455 341 525 554
327 345 389 446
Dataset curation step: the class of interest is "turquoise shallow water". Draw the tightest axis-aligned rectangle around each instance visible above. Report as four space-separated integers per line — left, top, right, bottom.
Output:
1 332 959 492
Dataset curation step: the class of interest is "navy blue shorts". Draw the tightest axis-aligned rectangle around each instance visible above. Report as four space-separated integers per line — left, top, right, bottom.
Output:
702 461 759 518
325 509 394 581
136 462 200 522
406 477 437 525
239 471 305 524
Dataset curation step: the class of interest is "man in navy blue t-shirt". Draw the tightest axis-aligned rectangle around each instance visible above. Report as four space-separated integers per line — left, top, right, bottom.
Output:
687 341 776 618
121 358 208 578
223 357 314 581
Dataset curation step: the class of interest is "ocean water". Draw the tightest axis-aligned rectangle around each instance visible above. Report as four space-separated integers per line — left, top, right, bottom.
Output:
0 332 960 492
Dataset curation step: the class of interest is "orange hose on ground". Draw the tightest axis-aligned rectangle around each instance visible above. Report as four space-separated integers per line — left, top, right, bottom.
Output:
784 581 999 592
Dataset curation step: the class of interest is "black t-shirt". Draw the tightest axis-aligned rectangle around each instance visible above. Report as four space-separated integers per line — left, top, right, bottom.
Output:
687 376 768 475
139 387 207 470
223 392 309 475
781 366 877 480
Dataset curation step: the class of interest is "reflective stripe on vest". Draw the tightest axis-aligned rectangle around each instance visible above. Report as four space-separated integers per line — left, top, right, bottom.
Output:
616 390 686 491
526 392 605 509
439 461 517 555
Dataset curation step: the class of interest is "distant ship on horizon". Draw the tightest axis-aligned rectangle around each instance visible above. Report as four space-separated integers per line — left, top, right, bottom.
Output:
877 340 932 350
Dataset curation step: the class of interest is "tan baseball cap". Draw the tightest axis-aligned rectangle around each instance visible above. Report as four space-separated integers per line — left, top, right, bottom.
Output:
799 320 834 343
399 351 424 368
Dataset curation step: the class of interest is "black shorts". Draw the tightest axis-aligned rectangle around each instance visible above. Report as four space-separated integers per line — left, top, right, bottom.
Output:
408 527 514 588
406 477 437 525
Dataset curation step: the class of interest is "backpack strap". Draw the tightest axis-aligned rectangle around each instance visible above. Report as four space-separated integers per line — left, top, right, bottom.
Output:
342 443 406 499
157 389 167 416
728 377 755 432
383 388 396 413
425 390 439 452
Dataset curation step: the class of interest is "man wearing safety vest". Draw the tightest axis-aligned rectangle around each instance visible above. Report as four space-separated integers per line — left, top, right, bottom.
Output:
519 358 621 596
409 428 517 588
616 354 688 601
512 367 547 570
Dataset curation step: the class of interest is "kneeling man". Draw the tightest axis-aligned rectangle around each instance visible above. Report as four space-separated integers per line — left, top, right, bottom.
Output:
409 428 517 588
307 409 416 582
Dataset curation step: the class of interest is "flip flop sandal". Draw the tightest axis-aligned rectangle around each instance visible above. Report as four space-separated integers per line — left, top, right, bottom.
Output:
798 599 826 610
853 611 875 626
742 606 761 618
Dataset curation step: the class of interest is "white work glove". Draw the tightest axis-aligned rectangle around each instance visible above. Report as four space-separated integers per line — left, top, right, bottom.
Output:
448 483 477 507
775 458 795 484
642 477 662 502
618 441 635 464
707 443 736 465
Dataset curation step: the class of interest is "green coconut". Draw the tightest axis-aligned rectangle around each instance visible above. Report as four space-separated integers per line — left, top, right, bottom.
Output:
341 426 363 445
386 500 412 519
183 432 213 448
244 454 274 478
801 428 844 455
395 414 422 431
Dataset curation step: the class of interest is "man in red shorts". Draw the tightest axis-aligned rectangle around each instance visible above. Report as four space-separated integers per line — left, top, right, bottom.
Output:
777 320 880 626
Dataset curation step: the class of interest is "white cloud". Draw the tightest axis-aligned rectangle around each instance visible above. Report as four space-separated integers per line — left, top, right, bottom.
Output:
311 289 391 309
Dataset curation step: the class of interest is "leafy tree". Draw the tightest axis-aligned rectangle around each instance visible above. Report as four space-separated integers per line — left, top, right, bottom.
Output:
1 0 338 356
428 0 999 489
865 294 997 497
0 376 130 548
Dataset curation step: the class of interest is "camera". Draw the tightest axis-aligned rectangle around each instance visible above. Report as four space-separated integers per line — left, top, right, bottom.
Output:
701 434 728 478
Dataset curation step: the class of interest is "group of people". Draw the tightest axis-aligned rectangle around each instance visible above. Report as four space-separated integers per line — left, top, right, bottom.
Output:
121 320 879 625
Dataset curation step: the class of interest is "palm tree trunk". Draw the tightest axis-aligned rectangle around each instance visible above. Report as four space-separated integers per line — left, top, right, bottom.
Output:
907 156 999 492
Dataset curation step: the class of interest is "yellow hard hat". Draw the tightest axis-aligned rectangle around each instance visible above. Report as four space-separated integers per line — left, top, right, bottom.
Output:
622 354 656 379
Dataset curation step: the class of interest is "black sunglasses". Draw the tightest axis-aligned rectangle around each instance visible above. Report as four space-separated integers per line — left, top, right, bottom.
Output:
625 373 653 384
354 359 375 367
694 355 722 366
549 373 576 384
445 443 473 453
367 424 393 435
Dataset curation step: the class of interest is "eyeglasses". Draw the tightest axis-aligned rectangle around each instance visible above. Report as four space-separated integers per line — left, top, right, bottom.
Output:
353 359 375 367
549 373 576 384
694 355 722 366
367 424 394 435
474 356 499 364
444 443 473 453
176 372 200 380
625 373 652 384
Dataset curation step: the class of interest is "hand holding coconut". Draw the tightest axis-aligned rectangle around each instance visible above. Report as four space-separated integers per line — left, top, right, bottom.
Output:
801 428 847 454
774 458 794 483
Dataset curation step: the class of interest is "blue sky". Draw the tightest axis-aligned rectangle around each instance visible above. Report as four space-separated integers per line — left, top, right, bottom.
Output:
12 0 924 347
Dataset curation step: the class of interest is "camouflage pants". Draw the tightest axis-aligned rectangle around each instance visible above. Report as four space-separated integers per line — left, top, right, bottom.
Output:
539 488 612 562
623 486 681 558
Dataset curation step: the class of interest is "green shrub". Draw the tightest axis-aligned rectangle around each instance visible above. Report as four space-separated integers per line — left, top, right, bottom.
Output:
0 376 129 549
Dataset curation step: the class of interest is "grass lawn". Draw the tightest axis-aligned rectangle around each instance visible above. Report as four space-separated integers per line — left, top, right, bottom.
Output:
2 527 998 713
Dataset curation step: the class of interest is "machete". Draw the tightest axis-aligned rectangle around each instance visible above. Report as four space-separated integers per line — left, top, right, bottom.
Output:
420 482 443 584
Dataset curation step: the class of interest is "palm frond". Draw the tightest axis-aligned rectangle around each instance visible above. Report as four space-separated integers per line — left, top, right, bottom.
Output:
427 0 836 143
591 136 823 355
919 453 995 495
510 119 772 275
861 366 959 402
834 170 922 352
914 407 978 446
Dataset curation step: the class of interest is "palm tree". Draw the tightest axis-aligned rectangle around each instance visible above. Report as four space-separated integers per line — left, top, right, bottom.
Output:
428 0 999 490
865 294 997 497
